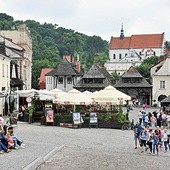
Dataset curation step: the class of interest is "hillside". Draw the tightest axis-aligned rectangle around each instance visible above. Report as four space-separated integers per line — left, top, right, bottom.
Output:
0 13 109 88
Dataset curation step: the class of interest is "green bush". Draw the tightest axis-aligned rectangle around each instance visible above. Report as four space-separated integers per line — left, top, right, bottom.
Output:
98 113 111 122
117 112 130 124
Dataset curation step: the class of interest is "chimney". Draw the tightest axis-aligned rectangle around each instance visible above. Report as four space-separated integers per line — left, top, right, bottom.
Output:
63 55 75 63
75 61 81 72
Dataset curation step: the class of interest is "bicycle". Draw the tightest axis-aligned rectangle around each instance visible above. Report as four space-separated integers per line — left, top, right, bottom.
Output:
121 122 131 130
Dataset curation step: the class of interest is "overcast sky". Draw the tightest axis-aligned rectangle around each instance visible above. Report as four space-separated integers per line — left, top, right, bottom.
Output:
1 0 170 41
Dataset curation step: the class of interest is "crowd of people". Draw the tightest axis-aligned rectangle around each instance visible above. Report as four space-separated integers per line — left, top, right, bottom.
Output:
0 114 25 154
134 110 170 155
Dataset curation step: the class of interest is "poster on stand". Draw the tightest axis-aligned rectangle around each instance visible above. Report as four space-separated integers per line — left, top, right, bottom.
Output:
90 112 98 124
73 112 81 125
45 108 54 123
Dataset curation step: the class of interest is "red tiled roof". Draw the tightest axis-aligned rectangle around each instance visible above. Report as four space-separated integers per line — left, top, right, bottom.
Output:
109 33 164 49
109 37 131 49
38 68 53 85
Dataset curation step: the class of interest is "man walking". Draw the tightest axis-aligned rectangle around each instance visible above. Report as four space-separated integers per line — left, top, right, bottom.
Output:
134 122 142 149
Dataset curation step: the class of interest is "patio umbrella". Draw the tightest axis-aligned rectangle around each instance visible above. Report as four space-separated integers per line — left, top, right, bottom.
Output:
16 89 38 97
50 88 62 94
94 85 131 105
83 90 93 96
55 89 93 106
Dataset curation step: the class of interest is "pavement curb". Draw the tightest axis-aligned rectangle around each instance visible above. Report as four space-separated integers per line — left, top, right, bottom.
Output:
22 145 65 170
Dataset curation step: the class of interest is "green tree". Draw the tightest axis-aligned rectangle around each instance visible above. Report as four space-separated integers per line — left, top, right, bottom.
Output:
93 52 108 66
136 56 160 78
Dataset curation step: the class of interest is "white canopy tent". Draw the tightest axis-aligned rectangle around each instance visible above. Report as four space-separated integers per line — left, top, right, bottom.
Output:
93 85 131 105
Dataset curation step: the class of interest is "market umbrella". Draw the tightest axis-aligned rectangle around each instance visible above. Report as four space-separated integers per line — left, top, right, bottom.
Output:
83 90 93 96
93 85 131 105
50 88 62 94
16 89 38 97
55 89 93 111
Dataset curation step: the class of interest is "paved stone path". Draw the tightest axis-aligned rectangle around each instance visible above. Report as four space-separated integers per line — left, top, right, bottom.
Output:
0 107 167 170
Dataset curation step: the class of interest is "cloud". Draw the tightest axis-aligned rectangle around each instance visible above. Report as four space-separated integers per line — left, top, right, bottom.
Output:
0 0 170 40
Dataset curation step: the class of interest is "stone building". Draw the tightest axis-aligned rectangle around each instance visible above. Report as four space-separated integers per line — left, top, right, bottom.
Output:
0 24 32 90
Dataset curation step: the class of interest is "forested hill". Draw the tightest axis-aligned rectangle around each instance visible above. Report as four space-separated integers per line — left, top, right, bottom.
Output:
0 13 109 88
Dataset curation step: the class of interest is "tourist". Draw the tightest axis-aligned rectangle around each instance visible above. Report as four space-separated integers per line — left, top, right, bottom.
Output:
150 114 157 129
0 114 4 125
7 126 25 148
161 128 169 153
138 111 142 125
133 122 142 149
0 140 11 154
139 128 148 153
0 125 8 147
146 129 153 154
152 131 159 155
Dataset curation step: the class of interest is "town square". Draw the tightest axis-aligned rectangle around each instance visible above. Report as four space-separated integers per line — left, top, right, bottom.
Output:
1 1 170 170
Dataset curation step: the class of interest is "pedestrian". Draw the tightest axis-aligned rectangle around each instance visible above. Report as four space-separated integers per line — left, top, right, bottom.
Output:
0 114 4 125
139 128 148 153
161 128 169 153
150 114 156 129
133 122 142 149
152 131 159 155
147 129 153 154
138 111 142 125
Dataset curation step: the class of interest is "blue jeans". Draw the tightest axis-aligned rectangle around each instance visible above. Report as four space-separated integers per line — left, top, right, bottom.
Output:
163 141 168 151
0 142 8 152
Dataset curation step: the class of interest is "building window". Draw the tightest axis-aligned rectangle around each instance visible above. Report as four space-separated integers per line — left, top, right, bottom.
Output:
119 54 122 59
113 54 116 59
160 81 165 89
58 77 63 84
67 77 72 84
153 51 156 56
2 64 4 77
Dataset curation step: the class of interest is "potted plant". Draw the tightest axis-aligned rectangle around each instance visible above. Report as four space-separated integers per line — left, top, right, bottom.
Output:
28 102 35 124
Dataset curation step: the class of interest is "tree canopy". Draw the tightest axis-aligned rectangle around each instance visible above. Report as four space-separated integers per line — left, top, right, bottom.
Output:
0 13 109 89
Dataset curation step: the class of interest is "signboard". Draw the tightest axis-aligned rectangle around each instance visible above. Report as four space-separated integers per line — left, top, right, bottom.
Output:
73 112 81 125
26 97 32 103
45 108 54 123
89 112 98 124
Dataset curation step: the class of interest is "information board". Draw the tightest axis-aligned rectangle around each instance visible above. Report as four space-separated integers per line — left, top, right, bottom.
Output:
89 112 98 124
73 112 81 125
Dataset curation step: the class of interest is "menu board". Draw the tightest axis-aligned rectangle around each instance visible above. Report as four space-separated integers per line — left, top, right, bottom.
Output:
90 112 98 124
73 112 81 125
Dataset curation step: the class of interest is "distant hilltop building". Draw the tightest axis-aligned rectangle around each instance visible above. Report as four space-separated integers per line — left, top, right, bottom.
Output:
105 25 165 75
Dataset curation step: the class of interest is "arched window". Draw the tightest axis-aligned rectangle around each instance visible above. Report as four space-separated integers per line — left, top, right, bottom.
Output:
119 54 122 59
113 54 116 59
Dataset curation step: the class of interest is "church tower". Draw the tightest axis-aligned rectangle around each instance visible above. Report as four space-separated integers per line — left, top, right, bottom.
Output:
120 24 124 39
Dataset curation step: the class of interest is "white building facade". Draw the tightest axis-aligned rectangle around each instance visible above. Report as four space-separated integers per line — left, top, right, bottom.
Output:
151 57 170 106
0 24 32 90
0 53 11 115
105 28 165 75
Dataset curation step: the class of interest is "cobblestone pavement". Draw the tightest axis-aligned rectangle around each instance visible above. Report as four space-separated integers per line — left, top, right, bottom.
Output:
0 107 166 170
